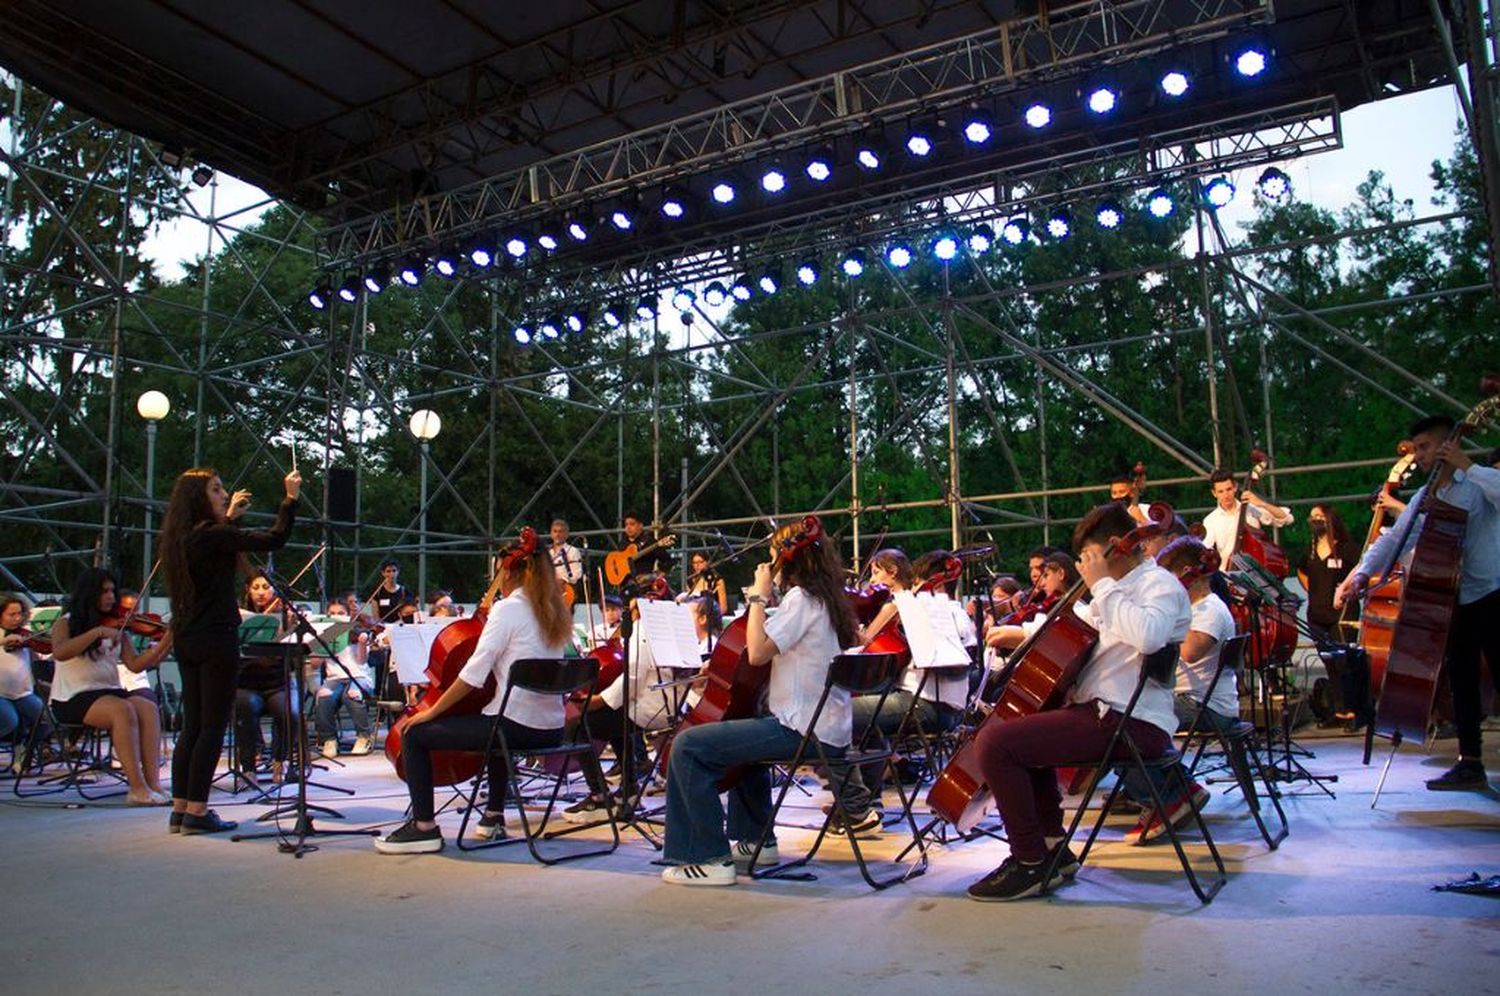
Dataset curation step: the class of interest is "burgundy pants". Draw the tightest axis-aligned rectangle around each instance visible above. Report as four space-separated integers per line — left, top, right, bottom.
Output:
974 702 1171 863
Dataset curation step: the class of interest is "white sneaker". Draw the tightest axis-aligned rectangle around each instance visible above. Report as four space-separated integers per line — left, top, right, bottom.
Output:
350 736 372 756
320 740 338 760
661 860 736 887
732 840 779 873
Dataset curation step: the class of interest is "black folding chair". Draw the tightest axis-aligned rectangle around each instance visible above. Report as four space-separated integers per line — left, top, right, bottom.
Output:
744 652 929 890
455 657 620 864
1182 634 1288 849
1041 646 1227 904
12 701 129 800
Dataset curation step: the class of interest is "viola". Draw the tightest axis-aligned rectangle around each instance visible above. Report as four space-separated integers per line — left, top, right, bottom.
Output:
384 532 527 785
1373 378 1500 743
928 503 1174 832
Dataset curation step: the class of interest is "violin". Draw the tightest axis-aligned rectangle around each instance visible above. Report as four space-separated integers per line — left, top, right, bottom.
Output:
101 609 169 639
5 628 53 655
929 503 1174 832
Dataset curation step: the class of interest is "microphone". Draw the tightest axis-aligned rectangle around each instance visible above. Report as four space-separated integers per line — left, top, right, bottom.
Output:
715 528 735 560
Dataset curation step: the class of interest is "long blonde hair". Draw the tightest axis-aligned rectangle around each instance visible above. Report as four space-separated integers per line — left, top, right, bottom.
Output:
500 532 571 646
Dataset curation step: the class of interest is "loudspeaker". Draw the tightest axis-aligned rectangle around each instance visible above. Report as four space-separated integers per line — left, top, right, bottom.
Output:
328 467 356 523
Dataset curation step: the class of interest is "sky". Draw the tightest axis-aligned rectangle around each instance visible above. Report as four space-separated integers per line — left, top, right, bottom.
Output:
135 82 1472 285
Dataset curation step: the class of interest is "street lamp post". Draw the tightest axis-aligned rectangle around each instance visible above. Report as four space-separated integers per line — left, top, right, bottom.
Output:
409 409 442 604
136 390 170 613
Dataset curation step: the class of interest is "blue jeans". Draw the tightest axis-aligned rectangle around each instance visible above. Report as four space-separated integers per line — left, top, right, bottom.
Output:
1121 693 1236 805
313 678 373 741
0 693 45 742
663 716 847 865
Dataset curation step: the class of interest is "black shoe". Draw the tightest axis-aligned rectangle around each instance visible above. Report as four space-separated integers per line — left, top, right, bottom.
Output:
827 807 883 835
179 810 239 835
1048 841 1081 880
561 796 612 825
374 818 444 854
967 856 1053 902
1425 760 1489 792
168 811 184 834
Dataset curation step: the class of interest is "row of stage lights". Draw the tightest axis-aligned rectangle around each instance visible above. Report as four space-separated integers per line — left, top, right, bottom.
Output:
310 43 1279 313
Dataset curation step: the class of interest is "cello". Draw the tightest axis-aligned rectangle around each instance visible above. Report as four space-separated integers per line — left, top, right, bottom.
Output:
383 530 530 785
927 503 1173 832
1371 383 1500 744
1225 450 1297 669
656 516 820 785
1345 442 1418 694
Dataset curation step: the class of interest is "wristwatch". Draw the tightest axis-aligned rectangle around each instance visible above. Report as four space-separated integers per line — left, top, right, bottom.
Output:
746 594 767 606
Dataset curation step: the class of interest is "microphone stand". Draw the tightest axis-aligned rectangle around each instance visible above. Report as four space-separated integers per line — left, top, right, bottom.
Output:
605 575 663 849
231 567 379 856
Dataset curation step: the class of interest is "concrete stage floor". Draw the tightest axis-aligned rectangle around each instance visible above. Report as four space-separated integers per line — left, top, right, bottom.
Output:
4 729 1497 996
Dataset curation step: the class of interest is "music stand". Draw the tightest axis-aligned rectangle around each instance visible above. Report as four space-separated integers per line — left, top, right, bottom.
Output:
212 614 281 798
231 577 378 856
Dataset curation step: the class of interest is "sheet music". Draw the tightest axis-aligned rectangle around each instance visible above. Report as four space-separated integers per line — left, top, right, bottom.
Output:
386 618 462 685
636 599 702 671
894 591 970 668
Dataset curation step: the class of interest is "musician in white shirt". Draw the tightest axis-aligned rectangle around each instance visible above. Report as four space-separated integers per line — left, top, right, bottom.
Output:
549 518 584 594
1200 468 1294 567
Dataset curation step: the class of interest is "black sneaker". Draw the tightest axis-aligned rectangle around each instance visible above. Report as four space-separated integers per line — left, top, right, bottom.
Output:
1047 841 1081 880
967 856 1051 902
827 806 883 835
561 795 612 825
374 819 444 854
471 812 506 841
179 810 239 835
1425 760 1490 792
168 811 184 834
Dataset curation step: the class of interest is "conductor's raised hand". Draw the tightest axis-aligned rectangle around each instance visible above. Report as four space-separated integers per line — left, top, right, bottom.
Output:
283 469 302 501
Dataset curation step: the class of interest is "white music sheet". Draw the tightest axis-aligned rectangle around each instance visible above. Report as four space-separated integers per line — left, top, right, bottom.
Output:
894 591 970 668
636 598 703 671
385 618 462 685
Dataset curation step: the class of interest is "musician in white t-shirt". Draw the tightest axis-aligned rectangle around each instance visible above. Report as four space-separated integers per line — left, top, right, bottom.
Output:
1201 468 1293 568
659 517 859 887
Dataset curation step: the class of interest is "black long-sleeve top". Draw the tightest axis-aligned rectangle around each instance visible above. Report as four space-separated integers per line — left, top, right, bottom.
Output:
172 498 297 652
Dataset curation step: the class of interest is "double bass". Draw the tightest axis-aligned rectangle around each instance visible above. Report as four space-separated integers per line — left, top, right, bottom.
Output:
383 531 528 785
1372 382 1500 743
1346 442 1418 694
1225 450 1297 669
927 503 1173 832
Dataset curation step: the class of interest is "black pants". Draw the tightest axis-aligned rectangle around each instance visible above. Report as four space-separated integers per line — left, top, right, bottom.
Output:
172 636 240 803
403 713 562 821
567 705 645 796
1449 588 1500 759
235 685 298 768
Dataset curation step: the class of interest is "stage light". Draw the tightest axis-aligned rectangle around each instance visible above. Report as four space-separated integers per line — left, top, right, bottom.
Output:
1160 71 1190 98
566 216 591 241
337 278 359 303
932 234 959 261
1087 86 1118 115
886 243 914 269
1235 47 1268 78
609 207 633 231
805 147 834 182
434 250 458 278
840 249 866 277
397 256 423 286
635 296 656 320
962 109 994 145
565 309 587 333
680 311 695 327
758 269 780 295
795 258 820 285
967 224 994 255
191 165 214 188
539 316 561 339
1257 167 1291 200
362 265 388 295
1146 188 1175 218
760 166 787 195
1046 210 1072 240
856 144 884 171
513 324 532 344
504 233 528 259
905 121 935 157
308 283 330 310
1024 103 1052 129
469 241 494 268
671 287 696 311
711 179 737 205
1000 218 1029 246
702 281 728 306
730 276 754 301
660 186 689 220
1096 200 1124 229
536 231 560 252
1204 176 1236 208
602 302 624 328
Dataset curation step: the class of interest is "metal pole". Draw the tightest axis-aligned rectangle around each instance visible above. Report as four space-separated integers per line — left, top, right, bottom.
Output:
419 440 430 602
0 80 22 305
1034 323 1050 545
142 419 156 613
943 264 961 551
193 176 216 464
99 139 134 565
847 308 860 571
1196 202 1225 467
